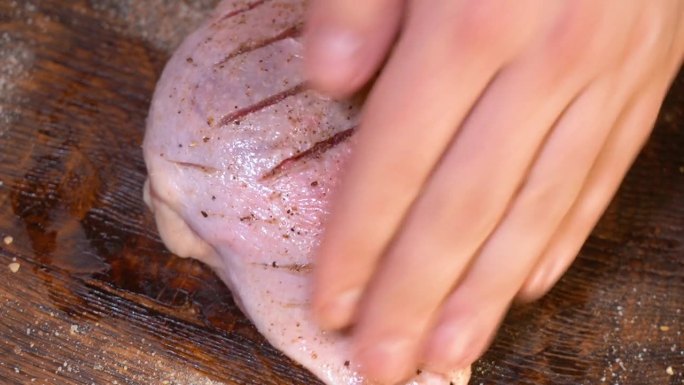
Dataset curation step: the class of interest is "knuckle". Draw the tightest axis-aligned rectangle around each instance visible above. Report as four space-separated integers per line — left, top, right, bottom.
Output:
625 8 668 64
450 1 514 52
452 281 500 311
443 292 478 317
415 0 515 56
446 0 539 56
519 178 568 218
430 192 499 238
542 24 593 75
537 2 609 76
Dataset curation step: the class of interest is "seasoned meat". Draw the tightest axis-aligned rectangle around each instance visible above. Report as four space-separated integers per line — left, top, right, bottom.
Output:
142 1 471 384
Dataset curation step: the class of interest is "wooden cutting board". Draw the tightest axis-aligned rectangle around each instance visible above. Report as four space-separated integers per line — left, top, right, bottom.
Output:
0 1 682 384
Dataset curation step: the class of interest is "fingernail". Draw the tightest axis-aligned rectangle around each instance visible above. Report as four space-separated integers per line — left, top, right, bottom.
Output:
355 337 414 384
317 289 361 330
306 27 363 88
325 27 362 59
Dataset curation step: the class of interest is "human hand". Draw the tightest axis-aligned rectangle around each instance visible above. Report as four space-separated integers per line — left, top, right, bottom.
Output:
304 1 684 383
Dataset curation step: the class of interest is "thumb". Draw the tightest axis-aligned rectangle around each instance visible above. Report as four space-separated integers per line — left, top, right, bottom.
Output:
304 0 405 97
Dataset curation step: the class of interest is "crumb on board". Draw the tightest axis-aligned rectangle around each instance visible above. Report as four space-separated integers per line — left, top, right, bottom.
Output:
666 366 674 376
660 325 670 332
3 235 13 245
8 262 20 273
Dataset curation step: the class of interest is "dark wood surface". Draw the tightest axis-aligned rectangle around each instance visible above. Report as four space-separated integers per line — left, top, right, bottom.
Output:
0 1 682 384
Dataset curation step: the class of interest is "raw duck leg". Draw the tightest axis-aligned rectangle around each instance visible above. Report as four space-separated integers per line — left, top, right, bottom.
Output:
142 1 471 384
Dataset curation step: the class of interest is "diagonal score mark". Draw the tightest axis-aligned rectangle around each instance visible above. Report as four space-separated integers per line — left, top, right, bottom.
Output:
215 0 271 24
167 160 220 174
261 127 356 181
214 23 304 68
217 82 307 127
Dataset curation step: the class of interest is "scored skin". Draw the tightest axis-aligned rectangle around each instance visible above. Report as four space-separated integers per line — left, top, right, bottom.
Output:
142 1 470 384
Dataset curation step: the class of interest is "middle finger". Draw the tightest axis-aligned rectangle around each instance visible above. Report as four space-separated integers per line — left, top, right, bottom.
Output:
350 3 633 379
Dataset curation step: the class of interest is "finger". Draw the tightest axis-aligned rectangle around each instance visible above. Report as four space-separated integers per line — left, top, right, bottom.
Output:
419 70 625 371
313 0 539 332
421 9 674 366
350 3 646 373
304 0 404 96
517 80 672 302
516 4 684 301
346 8 621 382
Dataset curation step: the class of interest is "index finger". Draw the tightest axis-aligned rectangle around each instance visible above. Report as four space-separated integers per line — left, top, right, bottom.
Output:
312 0 540 331
304 0 404 96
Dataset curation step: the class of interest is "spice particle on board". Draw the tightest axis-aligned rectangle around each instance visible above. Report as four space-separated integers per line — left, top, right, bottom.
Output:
660 325 670 332
8 262 20 273
3 235 13 245
666 366 674 375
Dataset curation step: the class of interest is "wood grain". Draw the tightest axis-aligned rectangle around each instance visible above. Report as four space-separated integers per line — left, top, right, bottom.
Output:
0 1 682 384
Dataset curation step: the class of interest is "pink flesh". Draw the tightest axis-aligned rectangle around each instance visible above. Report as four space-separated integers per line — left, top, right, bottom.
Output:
142 1 471 384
